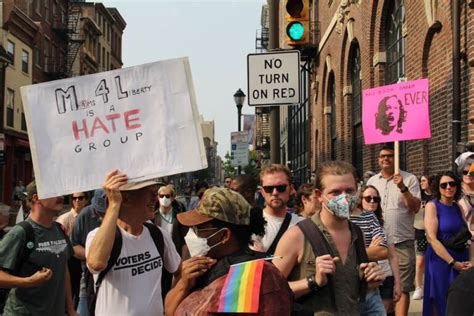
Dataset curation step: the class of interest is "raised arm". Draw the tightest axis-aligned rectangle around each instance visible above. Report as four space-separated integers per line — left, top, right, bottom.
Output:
86 170 127 272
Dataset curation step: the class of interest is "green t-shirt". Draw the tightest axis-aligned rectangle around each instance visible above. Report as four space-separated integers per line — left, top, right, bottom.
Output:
0 218 72 316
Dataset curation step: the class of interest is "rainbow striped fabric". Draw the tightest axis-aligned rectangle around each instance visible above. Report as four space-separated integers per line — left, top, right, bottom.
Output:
217 259 265 313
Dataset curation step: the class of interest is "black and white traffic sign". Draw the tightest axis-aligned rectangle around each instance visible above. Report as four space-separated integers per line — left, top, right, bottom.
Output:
247 50 301 106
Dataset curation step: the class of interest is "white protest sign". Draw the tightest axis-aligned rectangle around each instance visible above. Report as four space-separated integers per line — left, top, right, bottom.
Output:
247 50 301 106
21 58 207 198
231 131 249 167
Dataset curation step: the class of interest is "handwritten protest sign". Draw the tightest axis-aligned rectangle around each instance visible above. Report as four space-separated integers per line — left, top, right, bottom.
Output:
21 58 207 198
362 79 431 145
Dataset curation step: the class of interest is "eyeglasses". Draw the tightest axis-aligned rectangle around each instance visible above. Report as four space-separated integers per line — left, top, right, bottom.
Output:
363 196 381 203
159 194 171 198
192 226 219 235
262 184 288 194
379 154 394 159
72 196 85 201
439 182 457 189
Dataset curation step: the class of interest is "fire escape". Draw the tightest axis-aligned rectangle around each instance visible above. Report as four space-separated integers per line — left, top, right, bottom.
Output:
48 2 84 78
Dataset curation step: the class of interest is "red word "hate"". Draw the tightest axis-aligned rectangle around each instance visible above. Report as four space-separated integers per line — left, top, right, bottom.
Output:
72 109 142 141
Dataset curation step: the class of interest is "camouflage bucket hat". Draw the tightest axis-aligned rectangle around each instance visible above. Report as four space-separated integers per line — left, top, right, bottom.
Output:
177 187 251 226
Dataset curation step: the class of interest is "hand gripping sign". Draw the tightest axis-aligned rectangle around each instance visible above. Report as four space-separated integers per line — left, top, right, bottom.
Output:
21 58 207 198
362 79 431 145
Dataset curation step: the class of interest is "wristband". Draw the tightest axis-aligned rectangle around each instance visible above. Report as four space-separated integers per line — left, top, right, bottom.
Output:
400 186 408 193
306 275 320 293
448 259 456 267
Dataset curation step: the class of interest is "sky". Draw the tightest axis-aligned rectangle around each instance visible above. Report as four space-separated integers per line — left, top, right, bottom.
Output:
102 0 265 158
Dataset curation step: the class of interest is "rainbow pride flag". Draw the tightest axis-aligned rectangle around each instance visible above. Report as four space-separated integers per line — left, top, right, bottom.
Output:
217 259 265 313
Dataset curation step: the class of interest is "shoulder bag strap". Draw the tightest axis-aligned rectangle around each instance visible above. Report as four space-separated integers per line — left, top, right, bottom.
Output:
267 213 292 256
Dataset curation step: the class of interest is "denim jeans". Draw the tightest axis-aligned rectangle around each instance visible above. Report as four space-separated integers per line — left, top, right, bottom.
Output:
359 288 386 316
77 296 89 316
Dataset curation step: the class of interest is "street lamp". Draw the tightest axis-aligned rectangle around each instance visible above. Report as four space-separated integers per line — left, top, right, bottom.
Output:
233 88 246 132
233 89 246 175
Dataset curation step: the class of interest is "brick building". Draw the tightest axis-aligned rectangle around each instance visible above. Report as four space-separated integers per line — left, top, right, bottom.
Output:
295 0 474 178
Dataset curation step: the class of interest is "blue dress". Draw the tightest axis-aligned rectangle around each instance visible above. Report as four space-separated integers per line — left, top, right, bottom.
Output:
423 200 469 316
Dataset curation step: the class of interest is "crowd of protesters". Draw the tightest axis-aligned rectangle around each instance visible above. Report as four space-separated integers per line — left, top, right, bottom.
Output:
0 146 472 315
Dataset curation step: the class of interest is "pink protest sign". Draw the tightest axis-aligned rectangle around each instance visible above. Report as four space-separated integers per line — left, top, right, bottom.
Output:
362 79 431 145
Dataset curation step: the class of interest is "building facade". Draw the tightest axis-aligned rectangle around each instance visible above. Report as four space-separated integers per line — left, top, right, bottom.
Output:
0 0 125 205
261 0 474 180
308 0 474 178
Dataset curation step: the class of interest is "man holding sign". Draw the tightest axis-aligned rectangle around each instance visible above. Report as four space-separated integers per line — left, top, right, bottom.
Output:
367 146 421 316
85 170 181 315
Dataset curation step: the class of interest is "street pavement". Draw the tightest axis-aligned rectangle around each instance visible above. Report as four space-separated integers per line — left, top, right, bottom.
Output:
408 292 422 315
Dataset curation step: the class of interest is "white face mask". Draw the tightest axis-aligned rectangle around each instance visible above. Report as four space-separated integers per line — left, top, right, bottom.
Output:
159 197 172 207
184 228 225 257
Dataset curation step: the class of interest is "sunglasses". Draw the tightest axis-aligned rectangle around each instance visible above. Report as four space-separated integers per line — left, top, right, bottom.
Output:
439 182 457 189
192 226 219 235
262 184 288 194
363 196 381 203
379 154 394 159
72 196 85 201
159 194 171 198
462 170 474 176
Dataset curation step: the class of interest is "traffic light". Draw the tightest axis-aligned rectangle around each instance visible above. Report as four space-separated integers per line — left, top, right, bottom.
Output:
285 0 310 46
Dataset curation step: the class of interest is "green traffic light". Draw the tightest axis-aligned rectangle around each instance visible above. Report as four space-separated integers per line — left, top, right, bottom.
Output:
287 21 305 41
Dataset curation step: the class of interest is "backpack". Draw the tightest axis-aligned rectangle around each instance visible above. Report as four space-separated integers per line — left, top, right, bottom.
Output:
295 218 368 311
86 222 165 316
0 221 69 313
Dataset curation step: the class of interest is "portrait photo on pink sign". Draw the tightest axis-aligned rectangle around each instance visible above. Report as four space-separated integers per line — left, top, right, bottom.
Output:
362 78 432 145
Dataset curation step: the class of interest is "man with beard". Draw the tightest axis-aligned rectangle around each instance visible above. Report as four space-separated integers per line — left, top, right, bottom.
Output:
251 164 302 255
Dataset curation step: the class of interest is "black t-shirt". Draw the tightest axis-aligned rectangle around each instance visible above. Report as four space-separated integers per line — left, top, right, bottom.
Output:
446 268 474 315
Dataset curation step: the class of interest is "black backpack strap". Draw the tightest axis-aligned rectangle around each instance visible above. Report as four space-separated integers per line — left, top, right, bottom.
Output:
296 219 336 308
267 213 292 255
95 227 122 291
143 222 164 259
16 221 36 274
349 222 368 302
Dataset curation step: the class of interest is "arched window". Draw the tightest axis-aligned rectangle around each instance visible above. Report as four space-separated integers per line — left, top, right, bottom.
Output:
385 0 406 168
350 43 363 176
328 72 336 160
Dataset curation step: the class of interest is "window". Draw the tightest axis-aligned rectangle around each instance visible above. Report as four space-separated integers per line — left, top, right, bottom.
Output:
7 40 15 65
6 89 14 128
350 43 363 176
44 37 50 70
45 0 49 22
34 0 41 14
328 72 336 160
102 47 105 68
21 50 29 73
385 0 406 168
106 52 109 70
34 45 41 68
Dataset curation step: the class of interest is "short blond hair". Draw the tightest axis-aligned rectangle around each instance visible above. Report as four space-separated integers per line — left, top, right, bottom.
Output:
158 185 175 197
259 163 292 184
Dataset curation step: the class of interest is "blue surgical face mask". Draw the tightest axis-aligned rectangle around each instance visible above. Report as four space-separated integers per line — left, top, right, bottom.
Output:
323 193 357 219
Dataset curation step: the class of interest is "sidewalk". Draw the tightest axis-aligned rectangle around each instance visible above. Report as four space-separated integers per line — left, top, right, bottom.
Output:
408 293 422 316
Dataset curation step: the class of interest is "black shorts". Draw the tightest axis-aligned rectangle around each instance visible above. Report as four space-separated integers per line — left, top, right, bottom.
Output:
415 229 428 254
379 276 394 300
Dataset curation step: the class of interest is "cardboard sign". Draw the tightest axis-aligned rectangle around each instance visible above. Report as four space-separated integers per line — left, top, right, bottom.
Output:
362 79 432 144
21 58 207 198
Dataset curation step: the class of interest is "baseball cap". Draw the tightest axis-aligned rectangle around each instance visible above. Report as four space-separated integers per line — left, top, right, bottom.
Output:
119 179 162 191
26 180 37 200
177 187 251 227
91 189 107 214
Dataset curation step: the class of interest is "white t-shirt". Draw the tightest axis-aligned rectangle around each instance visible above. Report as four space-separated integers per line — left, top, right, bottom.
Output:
253 211 303 252
158 209 174 236
86 225 181 316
